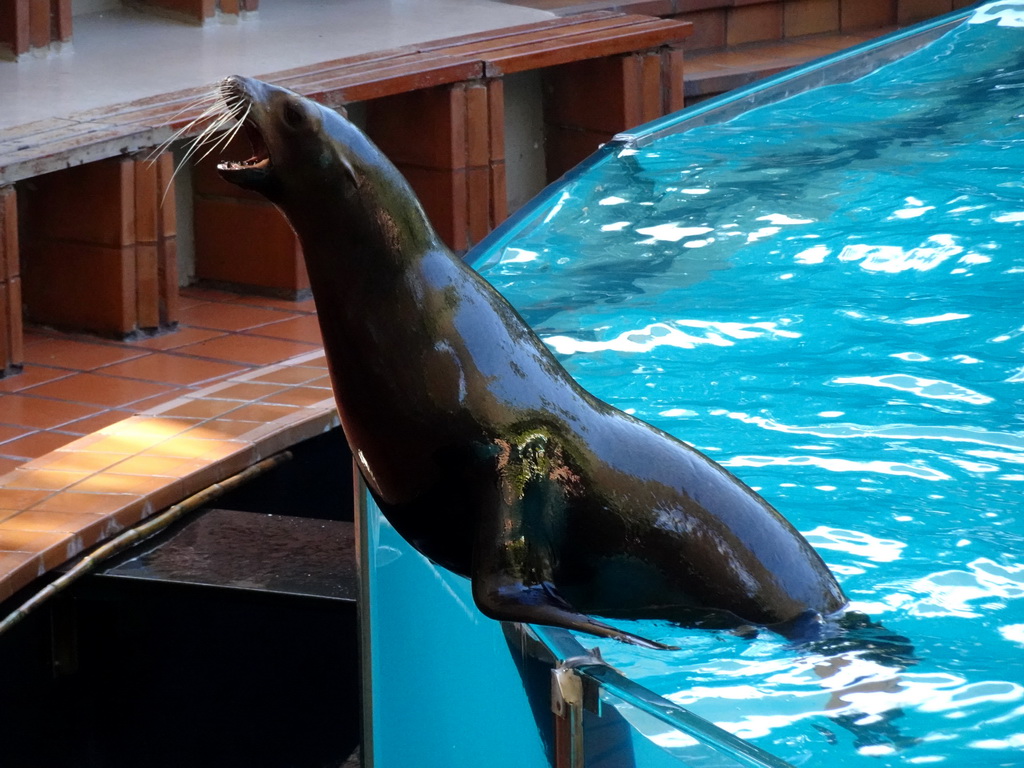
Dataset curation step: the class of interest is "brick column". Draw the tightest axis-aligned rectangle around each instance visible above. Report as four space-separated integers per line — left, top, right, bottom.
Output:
136 152 181 329
155 153 181 328
20 154 178 338
542 46 685 181
0 0 71 59
367 81 505 253
0 186 23 378
485 79 510 235
132 0 258 24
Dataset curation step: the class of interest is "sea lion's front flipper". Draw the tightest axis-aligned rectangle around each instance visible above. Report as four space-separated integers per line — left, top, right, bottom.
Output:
471 439 676 651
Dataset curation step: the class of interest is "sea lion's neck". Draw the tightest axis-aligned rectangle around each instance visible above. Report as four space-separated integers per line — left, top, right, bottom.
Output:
288 168 445 285
286 169 464 502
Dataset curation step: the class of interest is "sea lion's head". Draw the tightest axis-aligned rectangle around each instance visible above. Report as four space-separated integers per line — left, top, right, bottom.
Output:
214 75 435 252
216 75 366 203
218 74 378 198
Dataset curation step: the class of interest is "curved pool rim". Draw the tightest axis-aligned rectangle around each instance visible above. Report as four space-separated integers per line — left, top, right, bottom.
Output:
466 4 974 273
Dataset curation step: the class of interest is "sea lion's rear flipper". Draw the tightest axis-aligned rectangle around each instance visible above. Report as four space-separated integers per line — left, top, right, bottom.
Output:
471 574 677 650
471 447 676 651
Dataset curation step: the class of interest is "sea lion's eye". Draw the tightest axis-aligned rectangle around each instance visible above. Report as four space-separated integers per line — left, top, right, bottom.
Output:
283 102 305 129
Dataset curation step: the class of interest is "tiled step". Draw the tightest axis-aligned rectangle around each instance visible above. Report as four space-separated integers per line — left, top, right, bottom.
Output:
0 288 322 476
0 345 338 603
684 28 895 100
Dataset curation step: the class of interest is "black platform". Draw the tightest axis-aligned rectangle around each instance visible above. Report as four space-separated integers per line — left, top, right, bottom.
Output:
0 428 361 768
98 507 358 602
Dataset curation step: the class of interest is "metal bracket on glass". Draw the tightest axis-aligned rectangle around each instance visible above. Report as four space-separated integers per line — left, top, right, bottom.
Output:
514 622 796 768
550 649 602 768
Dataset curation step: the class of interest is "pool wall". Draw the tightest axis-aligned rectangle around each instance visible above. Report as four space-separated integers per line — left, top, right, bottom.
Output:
358 485 550 767
359 488 794 768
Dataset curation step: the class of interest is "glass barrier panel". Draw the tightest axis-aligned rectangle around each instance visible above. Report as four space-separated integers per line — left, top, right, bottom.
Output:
358 487 550 768
579 664 795 768
593 688 775 768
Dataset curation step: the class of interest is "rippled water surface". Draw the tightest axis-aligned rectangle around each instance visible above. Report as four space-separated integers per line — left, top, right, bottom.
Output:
477 7 1024 766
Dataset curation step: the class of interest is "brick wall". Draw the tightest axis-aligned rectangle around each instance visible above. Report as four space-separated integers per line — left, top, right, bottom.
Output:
19 154 179 339
0 186 23 376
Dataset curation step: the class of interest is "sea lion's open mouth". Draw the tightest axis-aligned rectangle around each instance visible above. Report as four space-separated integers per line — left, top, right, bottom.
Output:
219 119 270 172
216 76 275 190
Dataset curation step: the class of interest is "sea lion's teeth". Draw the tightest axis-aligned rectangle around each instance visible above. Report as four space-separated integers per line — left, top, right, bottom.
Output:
218 157 270 171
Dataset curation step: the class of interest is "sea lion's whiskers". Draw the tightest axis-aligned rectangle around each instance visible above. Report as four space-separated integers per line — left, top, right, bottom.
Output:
179 112 234 167
162 91 221 125
158 92 221 138
178 104 236 162
158 88 239 204
186 109 245 166
201 87 254 164
192 102 251 167
147 91 223 163
199 83 250 141
148 103 227 185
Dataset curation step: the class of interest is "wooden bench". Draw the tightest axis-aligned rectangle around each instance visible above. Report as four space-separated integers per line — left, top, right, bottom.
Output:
0 11 692 374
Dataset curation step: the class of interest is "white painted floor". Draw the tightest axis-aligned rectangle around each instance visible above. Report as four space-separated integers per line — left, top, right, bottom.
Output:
0 0 551 130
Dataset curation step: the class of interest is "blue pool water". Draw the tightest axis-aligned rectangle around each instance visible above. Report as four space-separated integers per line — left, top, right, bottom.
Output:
476 6 1024 766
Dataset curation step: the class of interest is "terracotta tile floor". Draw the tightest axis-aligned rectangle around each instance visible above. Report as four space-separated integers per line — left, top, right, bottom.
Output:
0 285 338 602
0 287 322 476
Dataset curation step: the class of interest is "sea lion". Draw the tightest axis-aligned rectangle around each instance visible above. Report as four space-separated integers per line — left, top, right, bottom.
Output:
214 75 847 649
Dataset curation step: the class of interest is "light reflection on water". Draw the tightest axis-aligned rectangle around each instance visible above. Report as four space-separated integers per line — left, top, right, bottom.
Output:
478 5 1024 765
